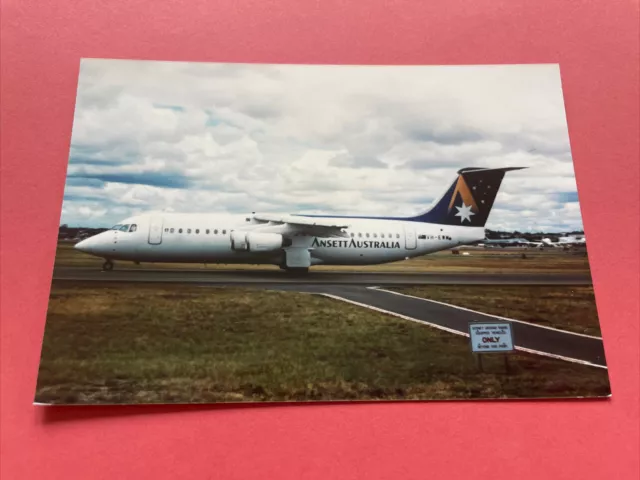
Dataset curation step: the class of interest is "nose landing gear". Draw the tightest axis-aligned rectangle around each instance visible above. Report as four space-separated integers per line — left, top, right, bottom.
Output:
102 260 114 271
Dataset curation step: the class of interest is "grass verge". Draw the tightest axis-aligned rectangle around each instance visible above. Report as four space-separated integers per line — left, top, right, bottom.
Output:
388 285 602 336
35 282 610 404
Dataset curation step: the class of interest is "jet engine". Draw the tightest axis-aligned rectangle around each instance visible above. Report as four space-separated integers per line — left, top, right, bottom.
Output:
245 232 284 252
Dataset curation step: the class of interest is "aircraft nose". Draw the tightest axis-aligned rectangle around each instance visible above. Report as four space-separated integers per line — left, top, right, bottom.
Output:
74 237 101 255
75 237 95 254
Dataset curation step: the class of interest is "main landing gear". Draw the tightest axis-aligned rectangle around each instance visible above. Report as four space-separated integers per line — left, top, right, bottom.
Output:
102 260 114 271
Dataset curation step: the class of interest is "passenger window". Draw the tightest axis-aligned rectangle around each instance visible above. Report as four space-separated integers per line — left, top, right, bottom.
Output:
164 228 168 232
195 229 200 234
222 230 226 234
350 233 354 237
178 228 183 234
170 228 174 233
358 233 362 238
366 233 370 238
418 235 426 240
396 234 400 239
214 229 218 234
373 233 377 238
381 234 385 239
206 229 210 234
130 224 137 232
187 229 191 234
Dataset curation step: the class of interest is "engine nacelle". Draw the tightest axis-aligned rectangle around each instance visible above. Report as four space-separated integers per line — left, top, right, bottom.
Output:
245 232 284 252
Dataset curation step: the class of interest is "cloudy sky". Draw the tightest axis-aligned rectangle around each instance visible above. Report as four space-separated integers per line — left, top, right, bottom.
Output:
61 60 583 232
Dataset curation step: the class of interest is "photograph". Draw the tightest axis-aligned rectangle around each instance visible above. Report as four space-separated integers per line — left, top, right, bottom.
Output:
35 60 611 404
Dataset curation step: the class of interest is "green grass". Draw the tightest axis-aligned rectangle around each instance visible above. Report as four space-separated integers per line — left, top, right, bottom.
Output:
53 241 593 273
390 285 602 336
35 282 610 404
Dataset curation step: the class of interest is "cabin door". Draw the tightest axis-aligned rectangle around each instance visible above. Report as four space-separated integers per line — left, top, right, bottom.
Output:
404 225 417 250
148 216 164 245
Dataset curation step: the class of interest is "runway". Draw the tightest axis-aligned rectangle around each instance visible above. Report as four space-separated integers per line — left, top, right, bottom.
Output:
53 266 593 286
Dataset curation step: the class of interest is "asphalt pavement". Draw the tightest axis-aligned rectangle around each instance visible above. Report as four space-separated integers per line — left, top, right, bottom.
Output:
53 266 593 286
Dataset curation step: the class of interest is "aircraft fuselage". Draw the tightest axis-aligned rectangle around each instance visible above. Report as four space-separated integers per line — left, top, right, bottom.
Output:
75 213 485 267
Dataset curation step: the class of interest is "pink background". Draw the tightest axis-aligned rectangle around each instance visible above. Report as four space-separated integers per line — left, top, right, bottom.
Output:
1 0 638 478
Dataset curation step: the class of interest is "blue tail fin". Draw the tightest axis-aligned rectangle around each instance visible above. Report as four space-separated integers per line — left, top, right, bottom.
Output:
408 167 525 227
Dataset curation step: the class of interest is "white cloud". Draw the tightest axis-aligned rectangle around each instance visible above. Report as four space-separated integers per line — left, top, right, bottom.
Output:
61 60 582 232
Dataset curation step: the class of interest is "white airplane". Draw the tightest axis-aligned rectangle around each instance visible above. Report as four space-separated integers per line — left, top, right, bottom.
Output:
479 237 545 248
542 235 586 248
74 167 524 272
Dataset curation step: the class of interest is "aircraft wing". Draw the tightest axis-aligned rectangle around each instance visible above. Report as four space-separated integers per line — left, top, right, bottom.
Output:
252 213 350 237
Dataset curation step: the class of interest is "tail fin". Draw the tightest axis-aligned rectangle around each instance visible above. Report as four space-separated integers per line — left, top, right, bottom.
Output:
408 167 525 227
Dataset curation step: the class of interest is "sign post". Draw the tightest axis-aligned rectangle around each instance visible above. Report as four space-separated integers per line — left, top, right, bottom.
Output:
476 352 484 372
468 322 515 374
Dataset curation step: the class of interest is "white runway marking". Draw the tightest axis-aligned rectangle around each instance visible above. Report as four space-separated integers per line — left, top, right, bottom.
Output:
369 286 603 340
318 293 607 370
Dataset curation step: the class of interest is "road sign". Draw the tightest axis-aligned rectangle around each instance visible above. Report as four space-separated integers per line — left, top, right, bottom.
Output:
469 322 514 353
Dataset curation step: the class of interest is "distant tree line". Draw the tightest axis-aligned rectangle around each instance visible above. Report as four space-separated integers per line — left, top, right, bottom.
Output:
484 229 584 240
58 224 108 240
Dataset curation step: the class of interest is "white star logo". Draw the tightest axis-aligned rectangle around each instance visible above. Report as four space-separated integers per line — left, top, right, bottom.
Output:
455 203 475 223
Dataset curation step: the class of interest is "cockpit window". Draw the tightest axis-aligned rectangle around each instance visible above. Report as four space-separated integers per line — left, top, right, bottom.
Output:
110 224 123 230
119 224 130 232
130 224 137 232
